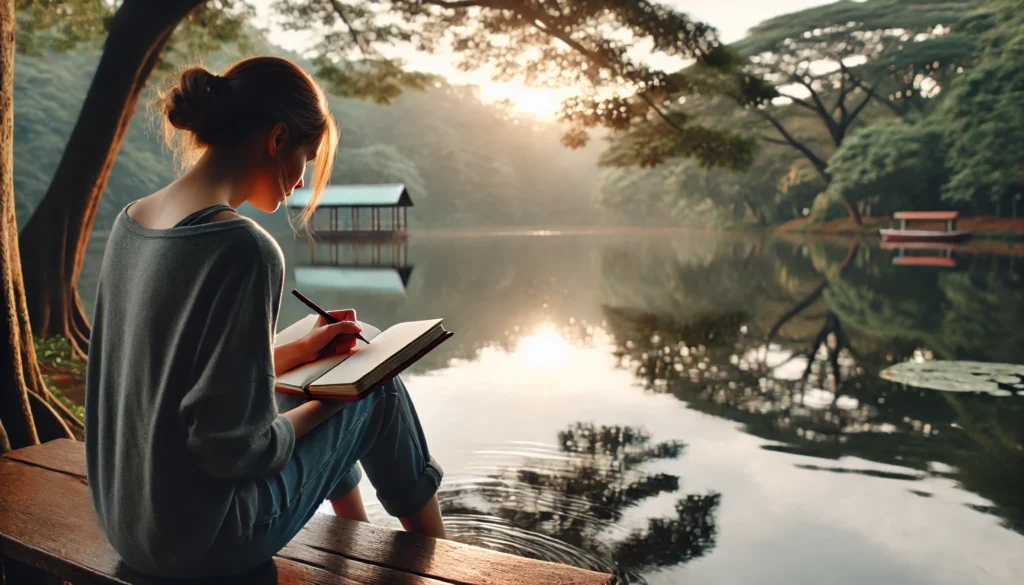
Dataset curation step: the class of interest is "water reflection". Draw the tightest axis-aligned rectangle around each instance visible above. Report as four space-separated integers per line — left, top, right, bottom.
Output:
600 238 1024 535
296 240 413 296
439 423 719 584
78 231 1024 583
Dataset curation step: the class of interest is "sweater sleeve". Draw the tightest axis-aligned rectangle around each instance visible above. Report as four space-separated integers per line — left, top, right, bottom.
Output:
178 240 294 479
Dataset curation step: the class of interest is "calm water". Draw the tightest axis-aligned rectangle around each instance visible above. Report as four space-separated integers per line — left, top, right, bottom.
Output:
80 229 1024 584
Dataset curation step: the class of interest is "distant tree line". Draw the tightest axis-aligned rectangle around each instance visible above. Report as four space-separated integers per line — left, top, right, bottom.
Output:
595 0 1023 226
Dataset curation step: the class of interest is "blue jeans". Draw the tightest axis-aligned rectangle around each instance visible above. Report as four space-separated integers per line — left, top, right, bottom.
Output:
225 376 442 574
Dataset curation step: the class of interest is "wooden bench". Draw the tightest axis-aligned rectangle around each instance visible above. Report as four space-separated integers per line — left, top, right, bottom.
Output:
0 440 613 585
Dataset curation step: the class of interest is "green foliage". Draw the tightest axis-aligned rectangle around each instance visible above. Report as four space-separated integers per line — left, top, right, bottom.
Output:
733 0 993 151
941 1 1024 207
311 56 434 105
34 334 86 423
808 191 851 223
15 1 255 69
14 0 112 55
596 113 826 226
789 0 1024 216
599 0 1018 223
826 121 951 215
162 1 257 69
34 334 86 376
331 144 427 198
12 41 610 230
271 0 752 169
596 113 756 170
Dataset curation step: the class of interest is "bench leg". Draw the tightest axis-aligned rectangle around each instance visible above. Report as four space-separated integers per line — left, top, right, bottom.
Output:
1 557 63 585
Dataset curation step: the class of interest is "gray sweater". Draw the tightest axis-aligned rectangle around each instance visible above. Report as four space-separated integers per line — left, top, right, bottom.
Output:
85 204 295 577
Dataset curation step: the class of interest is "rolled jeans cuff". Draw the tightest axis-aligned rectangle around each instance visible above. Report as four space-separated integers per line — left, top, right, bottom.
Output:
377 456 444 518
326 465 363 501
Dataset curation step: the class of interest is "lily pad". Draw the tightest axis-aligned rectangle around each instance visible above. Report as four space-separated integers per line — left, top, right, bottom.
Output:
879 361 1024 395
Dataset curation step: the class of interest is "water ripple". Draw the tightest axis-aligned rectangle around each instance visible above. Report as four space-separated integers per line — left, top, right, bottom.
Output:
363 426 717 584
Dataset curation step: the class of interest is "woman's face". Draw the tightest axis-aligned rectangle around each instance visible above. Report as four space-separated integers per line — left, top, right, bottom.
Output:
247 123 319 213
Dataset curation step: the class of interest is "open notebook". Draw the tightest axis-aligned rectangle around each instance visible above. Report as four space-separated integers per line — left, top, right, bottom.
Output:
273 314 452 400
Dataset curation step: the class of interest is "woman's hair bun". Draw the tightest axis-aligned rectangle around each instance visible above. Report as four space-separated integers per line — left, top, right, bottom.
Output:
163 67 229 145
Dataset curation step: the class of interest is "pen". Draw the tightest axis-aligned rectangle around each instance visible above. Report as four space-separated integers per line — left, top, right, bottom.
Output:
291 289 369 344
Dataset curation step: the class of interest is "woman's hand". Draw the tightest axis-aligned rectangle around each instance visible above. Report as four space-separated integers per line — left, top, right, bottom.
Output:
298 309 363 362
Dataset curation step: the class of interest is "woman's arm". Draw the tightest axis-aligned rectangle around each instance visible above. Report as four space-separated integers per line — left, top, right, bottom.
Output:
273 339 314 377
281 399 347 439
272 340 344 439
272 312 364 439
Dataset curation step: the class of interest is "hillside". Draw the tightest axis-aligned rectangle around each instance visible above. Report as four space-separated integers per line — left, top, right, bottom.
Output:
13 39 608 231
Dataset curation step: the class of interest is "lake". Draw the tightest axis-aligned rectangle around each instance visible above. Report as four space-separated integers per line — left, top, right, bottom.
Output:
80 229 1024 584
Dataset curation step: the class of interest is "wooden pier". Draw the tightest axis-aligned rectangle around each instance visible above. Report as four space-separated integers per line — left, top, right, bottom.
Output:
0 440 614 585
880 211 972 243
288 184 413 242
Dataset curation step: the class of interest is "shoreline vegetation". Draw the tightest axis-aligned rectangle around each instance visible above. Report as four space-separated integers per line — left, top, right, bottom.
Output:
776 216 1024 240
85 217 1024 241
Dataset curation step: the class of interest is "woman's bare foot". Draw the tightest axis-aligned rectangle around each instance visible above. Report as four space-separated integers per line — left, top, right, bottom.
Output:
398 494 446 539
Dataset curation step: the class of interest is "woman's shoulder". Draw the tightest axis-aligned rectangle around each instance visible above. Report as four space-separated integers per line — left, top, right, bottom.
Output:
228 219 285 274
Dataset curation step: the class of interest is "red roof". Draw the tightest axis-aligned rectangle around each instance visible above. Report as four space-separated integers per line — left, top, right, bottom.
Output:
893 211 959 221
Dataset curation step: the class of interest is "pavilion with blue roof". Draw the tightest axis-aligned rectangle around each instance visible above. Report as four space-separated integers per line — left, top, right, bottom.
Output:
287 183 412 239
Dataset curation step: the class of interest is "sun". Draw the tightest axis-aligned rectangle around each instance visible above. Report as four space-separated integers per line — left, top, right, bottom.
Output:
478 83 573 120
514 325 571 368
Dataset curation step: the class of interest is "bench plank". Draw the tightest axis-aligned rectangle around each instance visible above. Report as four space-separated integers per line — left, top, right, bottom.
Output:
2 441 614 585
294 517 614 585
0 459 445 585
3 438 85 479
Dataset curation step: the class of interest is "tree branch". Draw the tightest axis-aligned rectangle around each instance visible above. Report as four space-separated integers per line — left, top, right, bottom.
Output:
834 62 852 122
328 0 372 57
756 109 829 180
847 89 874 125
778 93 819 112
851 76 906 118
766 281 827 342
514 5 691 137
791 73 841 145
639 93 689 134
424 0 497 7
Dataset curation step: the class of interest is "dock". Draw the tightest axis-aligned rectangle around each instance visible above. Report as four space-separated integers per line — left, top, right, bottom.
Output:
879 211 972 243
0 440 614 585
288 184 413 242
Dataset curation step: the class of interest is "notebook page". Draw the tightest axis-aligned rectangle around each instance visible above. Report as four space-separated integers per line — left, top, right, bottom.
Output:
275 315 383 347
276 353 349 390
312 319 442 389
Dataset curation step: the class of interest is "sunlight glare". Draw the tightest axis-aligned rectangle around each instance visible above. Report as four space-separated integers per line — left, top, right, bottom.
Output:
478 83 573 119
515 325 571 368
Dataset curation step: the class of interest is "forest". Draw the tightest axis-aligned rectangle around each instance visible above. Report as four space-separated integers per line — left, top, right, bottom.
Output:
12 32 609 231
596 0 1024 226
12 0 1023 234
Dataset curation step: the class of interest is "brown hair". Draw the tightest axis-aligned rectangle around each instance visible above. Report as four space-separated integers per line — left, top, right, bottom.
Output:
158 56 338 226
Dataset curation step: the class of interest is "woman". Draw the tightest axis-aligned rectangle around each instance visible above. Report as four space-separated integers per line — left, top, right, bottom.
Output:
84 56 445 580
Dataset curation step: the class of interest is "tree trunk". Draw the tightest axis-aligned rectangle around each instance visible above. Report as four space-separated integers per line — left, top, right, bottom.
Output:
838 196 863 227
17 0 203 359
0 0 77 454
743 201 767 226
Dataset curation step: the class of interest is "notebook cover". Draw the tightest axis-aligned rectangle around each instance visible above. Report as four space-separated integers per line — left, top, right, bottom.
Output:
274 330 454 401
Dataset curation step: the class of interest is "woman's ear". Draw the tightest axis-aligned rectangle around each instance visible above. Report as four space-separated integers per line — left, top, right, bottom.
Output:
267 122 290 156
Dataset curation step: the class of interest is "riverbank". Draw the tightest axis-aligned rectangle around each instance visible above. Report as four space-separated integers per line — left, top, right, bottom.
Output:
777 216 1024 240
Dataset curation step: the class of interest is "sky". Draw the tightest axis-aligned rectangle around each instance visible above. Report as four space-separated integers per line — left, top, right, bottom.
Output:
250 0 835 118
